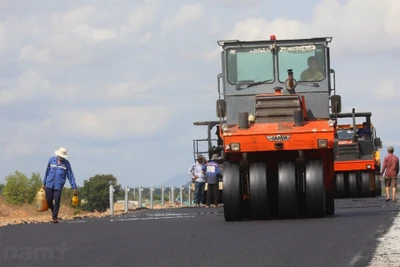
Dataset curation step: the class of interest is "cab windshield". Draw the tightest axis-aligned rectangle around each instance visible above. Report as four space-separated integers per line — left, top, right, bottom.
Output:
278 44 326 82
337 129 355 140
226 47 274 85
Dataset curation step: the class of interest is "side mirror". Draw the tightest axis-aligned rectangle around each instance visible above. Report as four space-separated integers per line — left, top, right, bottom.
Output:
331 95 342 114
216 99 226 118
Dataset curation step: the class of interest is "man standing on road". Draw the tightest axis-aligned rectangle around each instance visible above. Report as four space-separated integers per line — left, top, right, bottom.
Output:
380 146 399 202
202 154 221 208
188 154 206 207
42 147 78 223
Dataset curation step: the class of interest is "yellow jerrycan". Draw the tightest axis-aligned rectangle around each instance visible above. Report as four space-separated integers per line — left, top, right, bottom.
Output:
72 191 79 207
36 189 48 212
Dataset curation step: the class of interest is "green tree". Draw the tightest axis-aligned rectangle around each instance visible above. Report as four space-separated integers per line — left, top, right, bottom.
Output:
28 172 43 204
3 171 31 205
80 174 123 212
0 184 4 195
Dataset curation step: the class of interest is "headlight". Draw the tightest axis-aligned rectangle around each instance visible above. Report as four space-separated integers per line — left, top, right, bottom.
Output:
366 164 372 169
328 120 335 127
222 124 229 132
230 143 240 151
317 139 328 148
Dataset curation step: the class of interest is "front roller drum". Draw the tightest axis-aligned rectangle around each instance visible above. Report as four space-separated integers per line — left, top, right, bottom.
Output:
278 161 297 218
249 162 269 220
305 160 325 218
223 162 242 222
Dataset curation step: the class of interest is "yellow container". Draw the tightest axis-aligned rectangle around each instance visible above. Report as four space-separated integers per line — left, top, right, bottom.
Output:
72 192 79 207
36 189 48 212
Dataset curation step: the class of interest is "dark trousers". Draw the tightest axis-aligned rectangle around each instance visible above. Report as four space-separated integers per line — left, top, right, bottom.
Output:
206 183 219 206
194 182 205 204
45 188 62 220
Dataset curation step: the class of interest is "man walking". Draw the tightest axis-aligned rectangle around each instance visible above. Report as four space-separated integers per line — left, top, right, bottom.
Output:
380 146 399 202
42 147 78 223
188 154 206 207
202 154 221 208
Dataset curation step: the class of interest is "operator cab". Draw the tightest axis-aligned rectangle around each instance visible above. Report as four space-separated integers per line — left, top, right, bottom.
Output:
215 35 341 128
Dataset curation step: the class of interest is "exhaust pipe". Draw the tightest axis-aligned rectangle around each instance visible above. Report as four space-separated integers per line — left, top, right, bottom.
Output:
352 108 357 142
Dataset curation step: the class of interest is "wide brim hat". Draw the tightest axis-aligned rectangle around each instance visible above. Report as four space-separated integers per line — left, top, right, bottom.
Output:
211 154 219 160
55 147 68 158
197 154 205 160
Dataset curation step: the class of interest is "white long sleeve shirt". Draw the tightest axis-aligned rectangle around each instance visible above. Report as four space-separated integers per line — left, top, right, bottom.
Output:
188 162 205 182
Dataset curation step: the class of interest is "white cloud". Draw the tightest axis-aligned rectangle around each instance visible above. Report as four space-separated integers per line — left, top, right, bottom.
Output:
3 140 36 160
119 0 160 41
205 0 400 60
106 80 156 98
56 106 174 139
18 45 50 62
70 25 117 42
0 69 51 105
0 23 5 55
162 4 204 31
373 82 396 101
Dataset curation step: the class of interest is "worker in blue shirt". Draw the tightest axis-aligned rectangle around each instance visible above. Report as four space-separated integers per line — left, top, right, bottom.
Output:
42 147 77 223
356 122 372 138
202 154 221 208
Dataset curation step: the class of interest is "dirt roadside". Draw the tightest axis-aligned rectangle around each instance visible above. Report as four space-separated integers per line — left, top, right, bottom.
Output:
0 199 184 227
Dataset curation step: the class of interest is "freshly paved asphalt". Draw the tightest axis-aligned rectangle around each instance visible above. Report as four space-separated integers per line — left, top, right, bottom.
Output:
0 195 399 267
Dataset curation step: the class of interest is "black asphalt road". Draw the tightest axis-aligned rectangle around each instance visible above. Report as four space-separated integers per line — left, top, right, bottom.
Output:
0 196 398 267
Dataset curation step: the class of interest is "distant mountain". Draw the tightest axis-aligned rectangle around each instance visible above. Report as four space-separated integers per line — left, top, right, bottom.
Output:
159 172 191 188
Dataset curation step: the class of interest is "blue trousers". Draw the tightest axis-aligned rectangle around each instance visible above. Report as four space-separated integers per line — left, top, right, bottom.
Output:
45 187 62 220
194 182 205 204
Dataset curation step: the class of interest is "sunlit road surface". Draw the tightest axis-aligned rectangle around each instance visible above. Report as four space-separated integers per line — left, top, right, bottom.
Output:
0 195 399 267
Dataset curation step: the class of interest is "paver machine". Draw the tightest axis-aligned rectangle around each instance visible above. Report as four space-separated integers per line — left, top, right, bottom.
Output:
332 109 383 198
213 35 342 221
191 121 224 204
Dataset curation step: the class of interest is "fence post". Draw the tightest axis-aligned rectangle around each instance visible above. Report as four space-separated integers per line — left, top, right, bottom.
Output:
161 186 165 207
150 186 154 209
180 185 184 207
138 186 142 208
171 186 175 206
124 186 129 213
188 184 191 206
109 183 114 215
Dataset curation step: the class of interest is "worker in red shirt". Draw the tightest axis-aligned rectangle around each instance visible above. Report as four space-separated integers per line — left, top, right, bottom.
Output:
380 146 399 202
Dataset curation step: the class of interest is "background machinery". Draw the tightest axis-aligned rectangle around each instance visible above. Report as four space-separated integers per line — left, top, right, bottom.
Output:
191 121 224 204
332 109 383 198
213 35 342 221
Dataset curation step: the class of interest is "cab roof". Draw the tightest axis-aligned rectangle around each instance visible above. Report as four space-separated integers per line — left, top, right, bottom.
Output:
217 37 333 47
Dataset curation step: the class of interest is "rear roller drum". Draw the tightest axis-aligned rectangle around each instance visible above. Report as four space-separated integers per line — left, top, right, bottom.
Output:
348 172 358 198
278 161 297 218
360 172 371 197
335 173 345 198
375 175 382 196
223 162 242 222
305 160 325 218
249 162 269 220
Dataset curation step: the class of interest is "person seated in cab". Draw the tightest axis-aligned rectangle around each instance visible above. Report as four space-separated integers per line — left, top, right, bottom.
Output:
300 56 324 81
356 122 372 138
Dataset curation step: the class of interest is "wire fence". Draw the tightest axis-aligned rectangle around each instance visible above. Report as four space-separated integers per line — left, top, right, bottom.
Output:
108 184 195 214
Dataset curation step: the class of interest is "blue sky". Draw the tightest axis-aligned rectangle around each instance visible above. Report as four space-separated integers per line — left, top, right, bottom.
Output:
0 0 399 188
